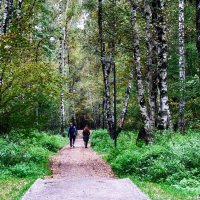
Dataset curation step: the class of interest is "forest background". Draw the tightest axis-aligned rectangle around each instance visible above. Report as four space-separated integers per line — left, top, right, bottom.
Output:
0 0 199 199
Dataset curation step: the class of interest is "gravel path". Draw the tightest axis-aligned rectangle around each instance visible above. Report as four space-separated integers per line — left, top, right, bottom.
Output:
22 131 150 200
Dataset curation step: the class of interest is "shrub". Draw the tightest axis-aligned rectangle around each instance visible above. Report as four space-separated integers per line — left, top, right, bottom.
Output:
0 129 67 178
91 129 200 193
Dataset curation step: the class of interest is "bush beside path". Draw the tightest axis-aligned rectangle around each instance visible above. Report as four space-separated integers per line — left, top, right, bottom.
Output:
91 129 200 200
0 130 67 200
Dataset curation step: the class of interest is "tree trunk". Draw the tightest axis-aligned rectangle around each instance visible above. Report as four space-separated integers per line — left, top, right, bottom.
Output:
17 0 23 19
17 0 23 30
196 0 200 85
152 0 172 130
63 0 69 75
58 0 65 136
98 0 114 139
130 0 152 143
119 70 133 129
61 93 65 135
178 0 185 132
9 0 13 28
144 0 157 131
1 0 9 35
104 61 114 138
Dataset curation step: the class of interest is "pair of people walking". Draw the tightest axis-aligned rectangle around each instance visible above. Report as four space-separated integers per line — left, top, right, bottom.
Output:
68 124 90 148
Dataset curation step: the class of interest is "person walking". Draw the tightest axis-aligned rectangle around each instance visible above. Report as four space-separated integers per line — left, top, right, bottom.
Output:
82 125 90 148
68 123 77 148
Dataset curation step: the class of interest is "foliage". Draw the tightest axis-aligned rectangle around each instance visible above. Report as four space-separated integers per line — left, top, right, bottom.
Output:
0 129 66 178
0 129 67 199
91 129 200 198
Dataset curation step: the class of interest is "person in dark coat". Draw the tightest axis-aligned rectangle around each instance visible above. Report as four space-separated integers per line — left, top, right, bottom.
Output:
68 123 77 148
82 125 90 148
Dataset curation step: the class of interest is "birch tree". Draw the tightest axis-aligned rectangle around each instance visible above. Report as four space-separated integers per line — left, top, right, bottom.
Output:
178 0 185 132
129 0 152 142
58 0 65 136
119 70 133 129
9 0 13 27
1 0 9 35
196 0 200 84
143 0 157 131
17 0 23 19
98 0 114 139
152 0 172 129
63 0 69 75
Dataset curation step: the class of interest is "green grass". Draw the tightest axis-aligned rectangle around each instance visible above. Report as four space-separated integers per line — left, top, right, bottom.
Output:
91 129 200 200
130 177 198 200
0 178 35 200
0 129 67 200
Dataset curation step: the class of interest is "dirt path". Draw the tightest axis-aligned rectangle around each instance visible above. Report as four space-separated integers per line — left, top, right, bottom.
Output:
49 131 114 179
22 131 150 200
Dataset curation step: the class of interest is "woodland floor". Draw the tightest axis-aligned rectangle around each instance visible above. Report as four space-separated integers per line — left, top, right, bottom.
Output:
22 131 149 200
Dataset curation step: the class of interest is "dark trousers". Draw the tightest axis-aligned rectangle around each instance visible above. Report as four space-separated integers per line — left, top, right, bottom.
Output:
83 136 89 148
70 135 76 147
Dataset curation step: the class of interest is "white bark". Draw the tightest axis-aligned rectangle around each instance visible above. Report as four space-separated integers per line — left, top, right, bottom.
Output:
17 0 22 19
63 0 69 75
130 0 152 142
104 61 114 137
98 0 114 138
144 0 156 131
61 93 65 135
1 0 9 35
9 0 13 28
119 70 133 129
154 0 172 129
178 0 185 132
58 0 65 136
197 0 200 84
58 0 63 74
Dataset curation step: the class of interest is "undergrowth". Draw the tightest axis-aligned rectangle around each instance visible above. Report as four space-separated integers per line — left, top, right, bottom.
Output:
0 129 67 199
91 129 200 200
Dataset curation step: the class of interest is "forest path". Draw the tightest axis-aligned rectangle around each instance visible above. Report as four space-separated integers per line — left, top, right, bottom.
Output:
22 131 149 200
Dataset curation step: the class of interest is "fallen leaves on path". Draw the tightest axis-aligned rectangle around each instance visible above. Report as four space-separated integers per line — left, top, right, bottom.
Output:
47 133 115 179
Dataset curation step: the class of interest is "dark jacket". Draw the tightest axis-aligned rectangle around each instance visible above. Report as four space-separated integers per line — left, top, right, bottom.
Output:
68 126 76 137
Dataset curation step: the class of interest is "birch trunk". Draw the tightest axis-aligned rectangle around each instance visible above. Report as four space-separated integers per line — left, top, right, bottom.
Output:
105 61 114 138
153 0 172 129
98 0 114 139
130 0 152 142
63 0 69 75
17 0 23 19
17 0 22 30
178 0 185 132
59 0 63 74
1 0 9 35
58 0 65 136
196 0 200 85
119 70 133 129
9 0 13 28
143 0 157 131
110 0 116 139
